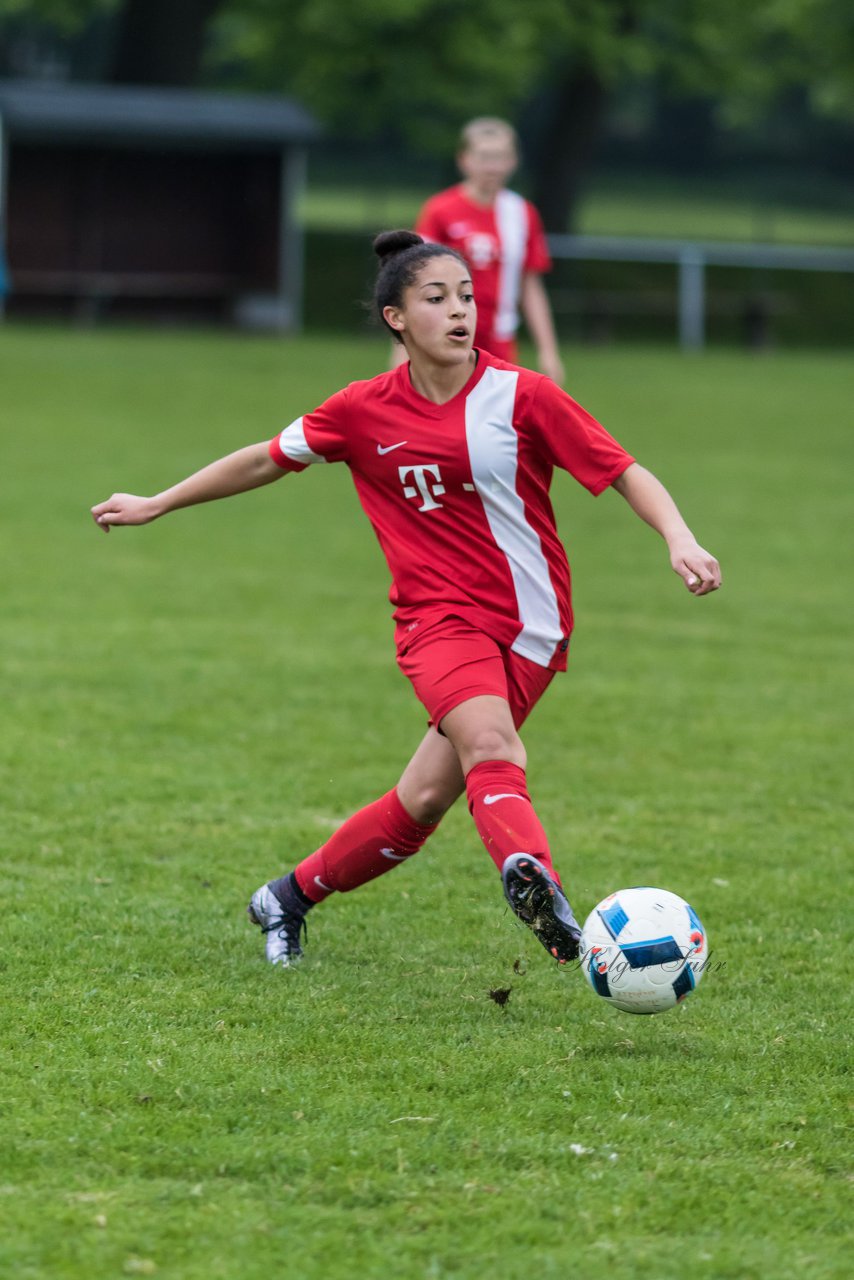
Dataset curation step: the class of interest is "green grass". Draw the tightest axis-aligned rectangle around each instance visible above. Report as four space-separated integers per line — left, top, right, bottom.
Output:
300 176 854 245
1 328 851 1279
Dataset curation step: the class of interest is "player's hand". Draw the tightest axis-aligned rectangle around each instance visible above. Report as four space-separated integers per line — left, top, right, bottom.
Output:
539 351 565 385
669 538 721 596
91 493 158 533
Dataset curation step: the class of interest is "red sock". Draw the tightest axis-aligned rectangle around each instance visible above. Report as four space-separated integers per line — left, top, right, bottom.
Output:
293 788 438 902
465 760 560 883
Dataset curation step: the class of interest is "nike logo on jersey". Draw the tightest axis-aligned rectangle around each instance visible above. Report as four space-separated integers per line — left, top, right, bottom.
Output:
377 440 408 455
314 876 333 891
380 846 408 861
483 793 526 805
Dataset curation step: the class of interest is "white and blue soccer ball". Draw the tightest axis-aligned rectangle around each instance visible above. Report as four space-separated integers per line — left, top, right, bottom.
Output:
580 887 708 1015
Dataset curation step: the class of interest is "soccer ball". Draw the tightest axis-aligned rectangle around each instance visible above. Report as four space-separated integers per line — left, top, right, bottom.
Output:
580 887 708 1015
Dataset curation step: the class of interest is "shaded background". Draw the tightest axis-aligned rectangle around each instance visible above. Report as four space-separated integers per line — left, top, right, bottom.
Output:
1 0 852 344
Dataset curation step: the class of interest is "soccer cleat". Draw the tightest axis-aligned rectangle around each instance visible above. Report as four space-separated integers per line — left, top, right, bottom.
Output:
247 882 307 967
501 853 582 964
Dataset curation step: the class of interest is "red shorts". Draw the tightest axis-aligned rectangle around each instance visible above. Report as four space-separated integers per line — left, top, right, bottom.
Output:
396 614 556 729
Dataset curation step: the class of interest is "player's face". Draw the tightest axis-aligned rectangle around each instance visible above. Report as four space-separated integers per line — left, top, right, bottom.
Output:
384 257 476 366
458 138 518 198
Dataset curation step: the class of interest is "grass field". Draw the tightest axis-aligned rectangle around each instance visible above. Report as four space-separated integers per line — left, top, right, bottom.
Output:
1 328 851 1279
301 175 854 245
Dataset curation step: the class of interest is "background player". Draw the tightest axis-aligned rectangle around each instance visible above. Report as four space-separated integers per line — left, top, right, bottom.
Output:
403 116 564 383
92 231 721 972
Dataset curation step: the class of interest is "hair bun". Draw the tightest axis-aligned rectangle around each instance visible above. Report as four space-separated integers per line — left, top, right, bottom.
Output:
373 229 424 263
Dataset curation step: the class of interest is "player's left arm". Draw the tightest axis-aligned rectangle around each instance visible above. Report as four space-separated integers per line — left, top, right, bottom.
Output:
611 463 721 596
520 273 564 385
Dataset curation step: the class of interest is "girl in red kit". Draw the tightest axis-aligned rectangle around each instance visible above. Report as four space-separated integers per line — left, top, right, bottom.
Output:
416 117 562 381
92 230 721 970
392 117 563 384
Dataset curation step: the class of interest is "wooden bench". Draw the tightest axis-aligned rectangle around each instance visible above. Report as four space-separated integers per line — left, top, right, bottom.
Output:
10 270 241 322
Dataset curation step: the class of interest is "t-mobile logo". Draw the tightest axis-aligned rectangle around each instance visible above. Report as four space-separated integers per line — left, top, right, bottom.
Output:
399 463 446 512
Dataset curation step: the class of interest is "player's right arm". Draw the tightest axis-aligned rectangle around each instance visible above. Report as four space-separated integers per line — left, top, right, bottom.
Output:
91 442 283 532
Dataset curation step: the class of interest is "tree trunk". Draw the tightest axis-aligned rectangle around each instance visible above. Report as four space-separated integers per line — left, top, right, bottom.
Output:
110 0 224 86
531 64 608 234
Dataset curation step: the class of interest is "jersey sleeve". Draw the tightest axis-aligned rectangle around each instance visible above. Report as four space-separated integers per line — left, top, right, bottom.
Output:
415 195 446 244
529 376 634 495
523 202 552 275
269 387 350 472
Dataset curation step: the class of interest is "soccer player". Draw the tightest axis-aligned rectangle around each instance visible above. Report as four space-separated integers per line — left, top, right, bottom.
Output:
92 230 721 971
413 116 563 383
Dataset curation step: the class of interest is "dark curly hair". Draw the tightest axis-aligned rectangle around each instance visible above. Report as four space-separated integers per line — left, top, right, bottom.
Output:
372 230 469 342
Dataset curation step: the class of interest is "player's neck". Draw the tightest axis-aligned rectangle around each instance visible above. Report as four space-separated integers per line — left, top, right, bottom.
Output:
461 179 500 207
407 351 478 405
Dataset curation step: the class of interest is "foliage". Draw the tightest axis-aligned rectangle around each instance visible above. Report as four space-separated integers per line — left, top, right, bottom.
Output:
0 0 116 33
202 0 854 149
647 0 854 123
3 2 851 231
205 0 562 152
4 1 852 132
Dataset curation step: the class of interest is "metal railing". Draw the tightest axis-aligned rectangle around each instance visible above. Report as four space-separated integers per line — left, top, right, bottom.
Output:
547 234 854 350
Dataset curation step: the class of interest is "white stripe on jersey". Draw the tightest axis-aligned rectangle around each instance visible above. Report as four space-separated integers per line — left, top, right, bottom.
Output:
465 367 562 666
276 416 327 465
493 190 528 340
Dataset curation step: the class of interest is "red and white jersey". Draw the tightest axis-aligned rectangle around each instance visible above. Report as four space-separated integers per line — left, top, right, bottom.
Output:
268 352 634 671
416 185 551 345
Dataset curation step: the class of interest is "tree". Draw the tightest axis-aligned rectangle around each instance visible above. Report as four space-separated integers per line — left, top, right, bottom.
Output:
205 0 558 153
0 0 226 84
3 0 852 229
110 0 224 86
205 0 854 229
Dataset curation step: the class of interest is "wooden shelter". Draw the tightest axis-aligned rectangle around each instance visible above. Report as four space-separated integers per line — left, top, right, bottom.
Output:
0 79 319 327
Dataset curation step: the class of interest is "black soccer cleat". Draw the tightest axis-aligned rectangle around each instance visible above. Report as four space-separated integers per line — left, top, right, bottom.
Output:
501 853 582 964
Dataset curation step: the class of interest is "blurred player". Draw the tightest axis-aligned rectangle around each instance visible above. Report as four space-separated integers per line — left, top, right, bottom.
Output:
411 116 564 383
92 231 721 971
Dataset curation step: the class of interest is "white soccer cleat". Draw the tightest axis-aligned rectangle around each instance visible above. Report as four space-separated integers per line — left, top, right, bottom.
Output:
247 883 306 967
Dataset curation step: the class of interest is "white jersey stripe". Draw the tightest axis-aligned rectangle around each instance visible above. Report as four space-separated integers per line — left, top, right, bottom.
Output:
465 368 563 666
276 416 327 465
494 190 528 339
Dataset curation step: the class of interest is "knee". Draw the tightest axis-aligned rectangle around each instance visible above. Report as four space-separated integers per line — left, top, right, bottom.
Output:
402 780 461 826
463 727 526 772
